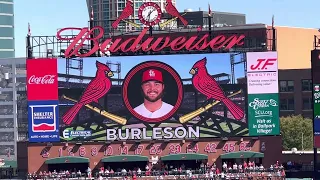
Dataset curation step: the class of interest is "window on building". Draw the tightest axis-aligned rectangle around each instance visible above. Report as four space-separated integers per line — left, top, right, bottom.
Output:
0 105 13 115
302 97 312 110
302 79 312 91
0 132 14 142
280 98 294 110
0 145 14 156
279 80 294 92
0 118 13 128
102 4 109 12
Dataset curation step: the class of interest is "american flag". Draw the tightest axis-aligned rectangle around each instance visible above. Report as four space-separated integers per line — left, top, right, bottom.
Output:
208 3 212 17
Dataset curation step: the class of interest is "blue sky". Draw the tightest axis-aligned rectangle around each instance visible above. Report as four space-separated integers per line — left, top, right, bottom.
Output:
57 53 245 79
15 0 319 58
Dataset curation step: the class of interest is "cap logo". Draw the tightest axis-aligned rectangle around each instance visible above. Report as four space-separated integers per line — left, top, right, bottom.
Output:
149 70 155 77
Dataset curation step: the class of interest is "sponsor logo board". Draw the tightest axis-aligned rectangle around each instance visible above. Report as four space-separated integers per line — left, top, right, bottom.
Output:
27 58 58 100
246 52 278 94
248 93 280 136
28 100 60 142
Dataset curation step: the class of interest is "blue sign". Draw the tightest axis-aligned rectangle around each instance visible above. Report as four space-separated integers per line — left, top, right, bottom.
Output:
315 118 320 136
28 100 60 142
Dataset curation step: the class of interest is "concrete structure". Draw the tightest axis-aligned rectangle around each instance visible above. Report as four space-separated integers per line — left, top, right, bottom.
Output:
275 26 320 69
0 0 15 58
0 58 26 170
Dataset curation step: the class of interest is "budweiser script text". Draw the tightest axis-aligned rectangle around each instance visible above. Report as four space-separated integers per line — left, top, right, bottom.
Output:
56 26 246 58
28 75 56 85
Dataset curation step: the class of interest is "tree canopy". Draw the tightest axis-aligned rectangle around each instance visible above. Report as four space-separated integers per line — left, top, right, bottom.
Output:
280 115 313 151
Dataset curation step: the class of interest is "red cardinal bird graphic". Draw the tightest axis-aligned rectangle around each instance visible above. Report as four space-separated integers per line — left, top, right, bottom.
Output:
62 61 114 125
165 0 188 26
112 0 133 28
190 58 244 120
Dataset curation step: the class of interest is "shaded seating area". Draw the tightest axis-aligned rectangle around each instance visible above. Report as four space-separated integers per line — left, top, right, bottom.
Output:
45 156 89 173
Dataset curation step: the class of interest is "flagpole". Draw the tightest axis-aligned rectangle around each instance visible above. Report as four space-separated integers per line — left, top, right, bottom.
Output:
90 6 96 56
208 4 213 53
272 15 276 51
26 23 32 58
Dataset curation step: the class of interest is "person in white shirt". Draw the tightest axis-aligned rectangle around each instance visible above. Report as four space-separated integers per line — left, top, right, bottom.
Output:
134 69 173 119
222 162 227 171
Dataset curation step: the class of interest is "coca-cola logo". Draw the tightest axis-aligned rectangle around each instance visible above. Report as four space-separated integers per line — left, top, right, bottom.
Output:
28 75 56 85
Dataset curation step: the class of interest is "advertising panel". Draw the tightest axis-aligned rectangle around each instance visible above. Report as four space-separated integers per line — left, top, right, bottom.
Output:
313 84 320 147
57 53 248 141
246 52 278 94
26 58 58 100
248 93 280 136
28 100 60 142
246 52 280 136
312 50 320 148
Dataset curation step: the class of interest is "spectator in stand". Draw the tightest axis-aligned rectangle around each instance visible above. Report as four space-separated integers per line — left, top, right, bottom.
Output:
205 171 209 178
222 162 227 171
233 163 238 173
221 171 225 180
137 168 141 177
209 170 214 179
121 168 127 176
243 161 248 171
259 164 264 172
104 168 109 176
87 167 91 178
238 163 243 173
200 162 205 172
270 164 274 171
110 169 114 177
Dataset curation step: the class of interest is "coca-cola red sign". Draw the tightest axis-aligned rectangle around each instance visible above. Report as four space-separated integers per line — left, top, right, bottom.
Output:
28 75 56 85
57 26 246 58
26 59 58 100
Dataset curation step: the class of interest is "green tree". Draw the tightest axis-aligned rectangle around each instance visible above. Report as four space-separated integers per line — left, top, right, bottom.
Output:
280 115 313 150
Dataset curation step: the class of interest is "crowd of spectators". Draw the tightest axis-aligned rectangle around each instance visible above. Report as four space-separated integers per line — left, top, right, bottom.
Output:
26 161 286 180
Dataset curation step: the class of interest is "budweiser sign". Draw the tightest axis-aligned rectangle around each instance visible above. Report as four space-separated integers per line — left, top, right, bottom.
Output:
57 26 246 58
28 75 56 85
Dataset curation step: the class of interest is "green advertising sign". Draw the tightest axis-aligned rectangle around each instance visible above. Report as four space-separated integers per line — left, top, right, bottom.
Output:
248 93 280 136
314 84 320 117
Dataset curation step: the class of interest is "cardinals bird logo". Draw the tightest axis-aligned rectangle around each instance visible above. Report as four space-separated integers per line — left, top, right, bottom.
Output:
62 61 114 125
112 0 133 29
165 0 188 26
189 58 244 120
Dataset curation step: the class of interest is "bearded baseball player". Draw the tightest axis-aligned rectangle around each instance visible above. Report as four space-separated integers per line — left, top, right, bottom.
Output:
134 69 174 118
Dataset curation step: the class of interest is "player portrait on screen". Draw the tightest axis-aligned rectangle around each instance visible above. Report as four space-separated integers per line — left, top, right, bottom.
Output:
133 69 174 118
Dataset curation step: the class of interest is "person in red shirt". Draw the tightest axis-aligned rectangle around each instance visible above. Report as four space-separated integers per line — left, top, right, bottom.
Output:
133 173 137 180
215 168 220 175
